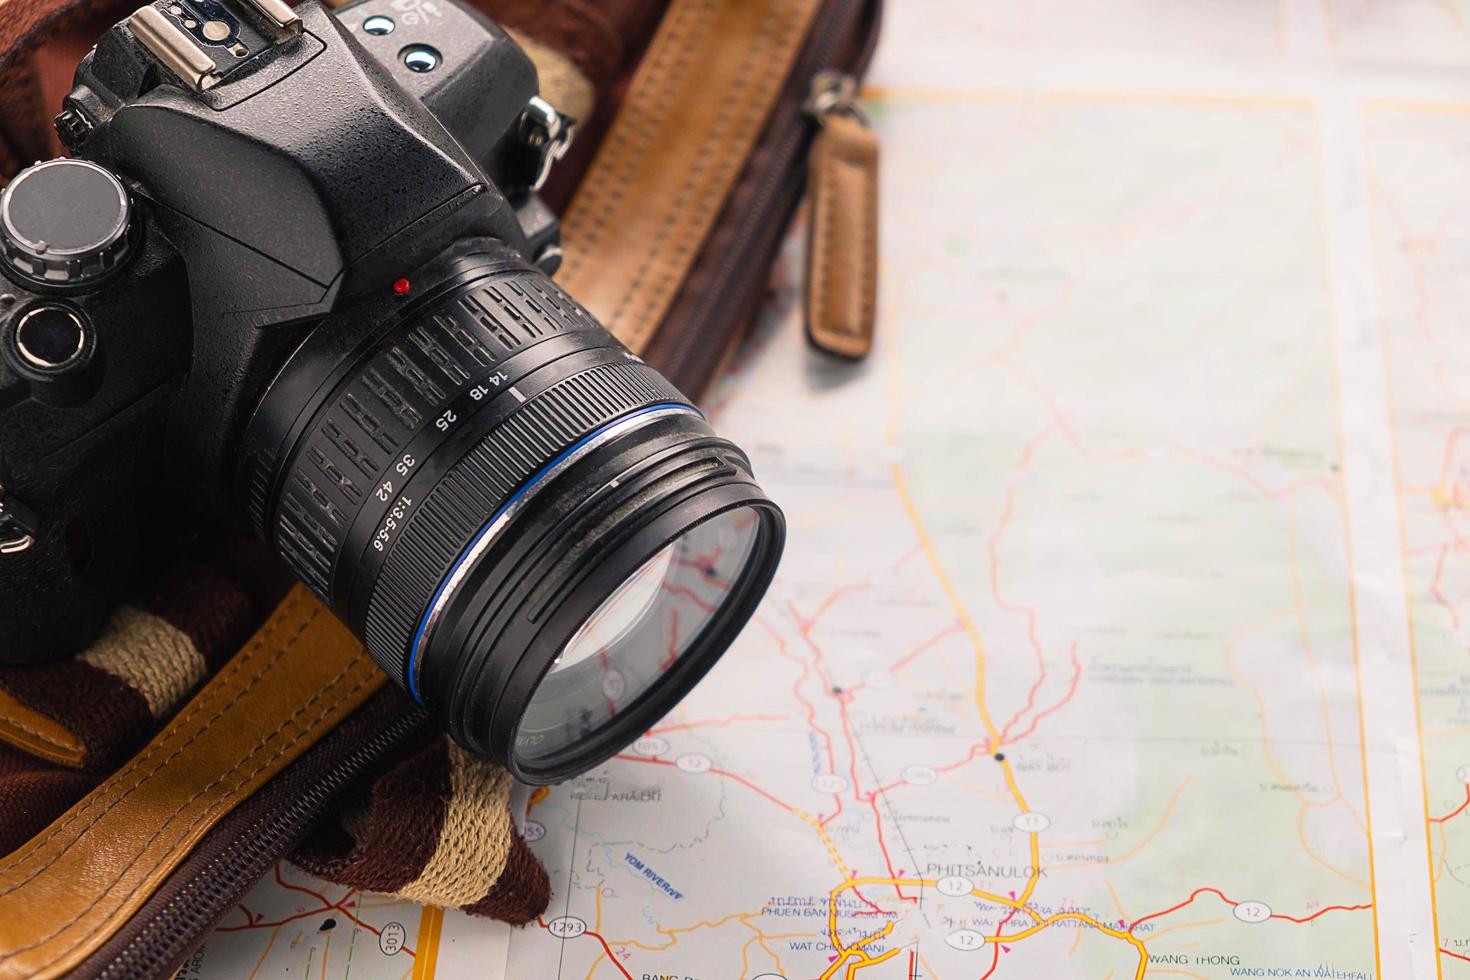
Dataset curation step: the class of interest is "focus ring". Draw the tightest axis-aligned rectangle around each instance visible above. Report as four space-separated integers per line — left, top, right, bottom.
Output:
362 359 688 686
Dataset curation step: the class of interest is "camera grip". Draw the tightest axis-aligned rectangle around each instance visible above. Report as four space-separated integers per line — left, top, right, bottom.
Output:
0 432 159 666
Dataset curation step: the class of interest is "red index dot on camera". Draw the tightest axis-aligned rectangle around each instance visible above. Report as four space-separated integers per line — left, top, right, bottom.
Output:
392 277 411 295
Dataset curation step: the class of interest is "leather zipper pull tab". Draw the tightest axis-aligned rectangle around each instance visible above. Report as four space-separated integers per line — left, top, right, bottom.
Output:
803 69 880 360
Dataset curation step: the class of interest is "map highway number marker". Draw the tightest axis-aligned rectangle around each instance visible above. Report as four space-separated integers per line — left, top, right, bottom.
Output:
935 876 973 897
1012 811 1050 833
1232 901 1272 924
547 916 587 940
633 735 669 757
812 774 849 793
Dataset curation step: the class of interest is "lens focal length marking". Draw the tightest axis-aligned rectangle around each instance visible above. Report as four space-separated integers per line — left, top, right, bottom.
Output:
406 404 701 703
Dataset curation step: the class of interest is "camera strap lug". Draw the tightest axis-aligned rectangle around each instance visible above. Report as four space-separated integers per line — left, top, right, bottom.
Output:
518 96 576 194
0 481 36 555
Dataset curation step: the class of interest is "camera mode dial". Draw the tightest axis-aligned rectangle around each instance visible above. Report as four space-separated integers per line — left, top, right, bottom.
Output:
0 159 135 290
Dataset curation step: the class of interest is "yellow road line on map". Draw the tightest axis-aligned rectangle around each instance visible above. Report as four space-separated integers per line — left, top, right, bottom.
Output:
411 905 444 980
823 877 1147 980
1369 214 1447 976
841 945 904 979
1323 107 1394 978
992 911 1147 974
889 462 1043 904
797 809 858 880
817 921 896 980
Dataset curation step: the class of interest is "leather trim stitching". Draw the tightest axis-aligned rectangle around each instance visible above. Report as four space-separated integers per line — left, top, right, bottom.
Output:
6 656 378 966
604 0 788 343
0 591 315 885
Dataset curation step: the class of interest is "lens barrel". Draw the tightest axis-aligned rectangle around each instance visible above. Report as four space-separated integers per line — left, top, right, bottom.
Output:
240 242 784 782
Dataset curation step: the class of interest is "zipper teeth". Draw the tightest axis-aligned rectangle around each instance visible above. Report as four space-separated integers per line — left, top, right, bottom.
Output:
96 709 428 980
662 0 875 382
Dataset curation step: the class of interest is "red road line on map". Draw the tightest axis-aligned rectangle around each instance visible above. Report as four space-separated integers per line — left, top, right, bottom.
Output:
886 623 964 677
216 914 320 934
1443 948 1470 964
648 713 790 734
779 593 926 904
1170 445 1334 500
587 931 634 979
796 614 909 897
217 897 396 942
1129 886 1370 932
1272 903 1373 924
663 585 717 615
536 919 634 979
791 585 871 632
1430 543 1460 630
979 904 1024 980
1431 786 1470 824
272 865 330 903
217 876 415 954
986 424 1055 710
759 615 839 778
1000 643 1083 746
787 600 853 828
862 795 908 893
1128 887 1232 931
845 623 964 699
1435 428 1470 490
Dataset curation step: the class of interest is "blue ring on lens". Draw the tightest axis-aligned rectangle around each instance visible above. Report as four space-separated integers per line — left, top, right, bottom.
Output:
406 403 703 704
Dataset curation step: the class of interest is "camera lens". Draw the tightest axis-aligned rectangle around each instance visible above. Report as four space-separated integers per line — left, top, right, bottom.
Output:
513 508 762 768
241 243 784 783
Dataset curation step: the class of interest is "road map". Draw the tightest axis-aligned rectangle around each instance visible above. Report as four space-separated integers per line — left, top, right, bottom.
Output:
191 1 1470 977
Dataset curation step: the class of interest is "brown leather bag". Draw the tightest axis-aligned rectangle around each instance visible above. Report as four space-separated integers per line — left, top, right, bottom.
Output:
0 0 881 975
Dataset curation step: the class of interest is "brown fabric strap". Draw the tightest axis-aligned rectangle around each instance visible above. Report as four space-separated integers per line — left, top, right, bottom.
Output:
296 739 550 923
0 586 385 980
805 112 879 358
557 0 826 353
0 562 254 770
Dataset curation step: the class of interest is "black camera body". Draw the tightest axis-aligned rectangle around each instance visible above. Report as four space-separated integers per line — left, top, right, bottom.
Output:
0 0 784 782
0 0 565 662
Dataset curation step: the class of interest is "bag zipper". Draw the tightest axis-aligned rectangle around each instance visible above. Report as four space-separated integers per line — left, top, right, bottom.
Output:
645 0 883 395
85 700 428 980
801 68 880 359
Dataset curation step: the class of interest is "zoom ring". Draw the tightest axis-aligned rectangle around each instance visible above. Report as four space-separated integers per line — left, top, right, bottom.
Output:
362 360 688 687
268 266 604 598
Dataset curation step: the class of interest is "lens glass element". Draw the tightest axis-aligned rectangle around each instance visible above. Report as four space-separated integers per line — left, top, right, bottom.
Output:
515 507 764 766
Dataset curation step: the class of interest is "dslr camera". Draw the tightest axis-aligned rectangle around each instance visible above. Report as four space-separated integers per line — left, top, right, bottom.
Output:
0 0 785 782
